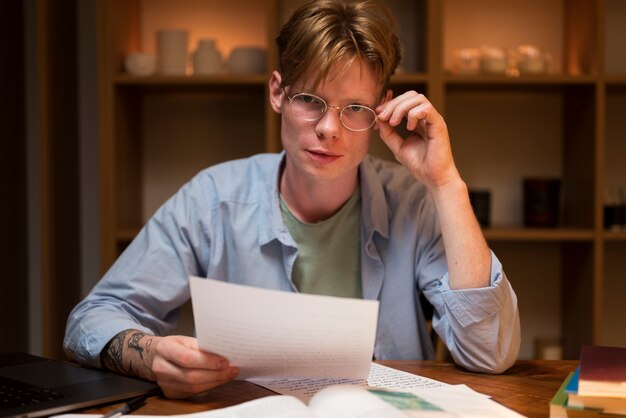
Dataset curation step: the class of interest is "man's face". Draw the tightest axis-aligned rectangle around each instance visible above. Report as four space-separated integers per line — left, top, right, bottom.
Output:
278 58 381 185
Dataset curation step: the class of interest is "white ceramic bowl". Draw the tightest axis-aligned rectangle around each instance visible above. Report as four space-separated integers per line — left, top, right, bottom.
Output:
125 53 156 76
227 47 266 74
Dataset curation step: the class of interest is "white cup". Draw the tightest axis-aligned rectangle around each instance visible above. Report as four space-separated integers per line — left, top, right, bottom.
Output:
480 46 507 75
156 29 189 75
452 48 480 75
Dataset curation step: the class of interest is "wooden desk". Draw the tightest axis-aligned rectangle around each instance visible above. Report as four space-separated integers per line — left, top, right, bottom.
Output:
86 360 578 418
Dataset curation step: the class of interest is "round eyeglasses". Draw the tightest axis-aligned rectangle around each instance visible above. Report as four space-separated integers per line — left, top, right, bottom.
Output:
283 89 378 132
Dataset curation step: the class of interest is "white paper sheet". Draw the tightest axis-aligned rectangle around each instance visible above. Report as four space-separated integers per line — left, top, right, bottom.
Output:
189 277 380 380
249 363 447 403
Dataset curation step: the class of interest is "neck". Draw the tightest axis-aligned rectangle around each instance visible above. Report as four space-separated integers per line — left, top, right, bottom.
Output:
280 162 358 223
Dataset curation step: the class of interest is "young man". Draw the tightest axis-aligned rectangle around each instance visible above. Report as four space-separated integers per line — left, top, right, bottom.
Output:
65 0 520 399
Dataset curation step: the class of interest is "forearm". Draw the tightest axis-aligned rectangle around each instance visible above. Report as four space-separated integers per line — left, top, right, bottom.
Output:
430 175 491 289
434 258 521 373
101 329 159 381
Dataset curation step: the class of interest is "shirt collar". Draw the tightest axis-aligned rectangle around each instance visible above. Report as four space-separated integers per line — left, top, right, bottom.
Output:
258 152 390 246
359 155 390 240
259 151 296 247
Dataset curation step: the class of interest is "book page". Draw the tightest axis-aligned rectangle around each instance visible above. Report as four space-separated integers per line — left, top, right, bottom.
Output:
407 385 526 418
250 363 447 403
309 385 452 418
53 395 316 418
309 384 524 418
189 277 379 380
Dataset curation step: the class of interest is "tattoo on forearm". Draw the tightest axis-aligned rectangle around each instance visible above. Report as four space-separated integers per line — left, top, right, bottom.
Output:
129 332 146 359
128 360 139 377
101 329 132 374
101 330 154 378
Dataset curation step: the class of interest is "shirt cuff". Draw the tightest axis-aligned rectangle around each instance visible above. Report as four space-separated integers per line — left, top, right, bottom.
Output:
438 252 509 327
75 319 155 368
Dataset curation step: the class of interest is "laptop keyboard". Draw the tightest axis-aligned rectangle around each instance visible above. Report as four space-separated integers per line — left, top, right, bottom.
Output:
0 375 65 410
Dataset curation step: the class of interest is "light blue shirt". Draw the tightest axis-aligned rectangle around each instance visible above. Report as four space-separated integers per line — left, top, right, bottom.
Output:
64 153 520 373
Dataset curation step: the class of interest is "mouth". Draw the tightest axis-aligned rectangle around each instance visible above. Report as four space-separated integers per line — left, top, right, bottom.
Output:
306 149 342 163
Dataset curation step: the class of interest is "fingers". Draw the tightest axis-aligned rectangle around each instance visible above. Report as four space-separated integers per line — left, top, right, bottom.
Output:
376 119 405 155
375 91 455 187
376 94 426 159
154 356 237 398
376 91 441 132
158 335 225 370
151 336 239 399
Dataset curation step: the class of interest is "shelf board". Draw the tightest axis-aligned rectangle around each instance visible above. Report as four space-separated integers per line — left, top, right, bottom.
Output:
391 72 429 84
603 231 626 241
113 73 431 88
113 72 602 87
115 226 597 243
483 227 594 241
114 73 268 86
605 75 626 86
444 74 596 86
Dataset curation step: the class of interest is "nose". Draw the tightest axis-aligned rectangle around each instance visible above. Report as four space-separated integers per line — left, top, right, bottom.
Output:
315 105 342 140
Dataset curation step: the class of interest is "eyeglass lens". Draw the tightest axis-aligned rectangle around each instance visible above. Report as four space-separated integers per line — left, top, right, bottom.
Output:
288 93 376 131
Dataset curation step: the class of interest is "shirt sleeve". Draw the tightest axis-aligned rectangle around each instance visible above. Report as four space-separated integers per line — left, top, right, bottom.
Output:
63 173 215 368
423 251 521 374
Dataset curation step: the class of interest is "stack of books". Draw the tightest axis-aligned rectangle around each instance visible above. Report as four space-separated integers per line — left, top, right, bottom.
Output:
550 345 626 417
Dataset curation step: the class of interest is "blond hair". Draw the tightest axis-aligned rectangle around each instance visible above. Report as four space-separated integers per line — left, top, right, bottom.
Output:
276 0 401 93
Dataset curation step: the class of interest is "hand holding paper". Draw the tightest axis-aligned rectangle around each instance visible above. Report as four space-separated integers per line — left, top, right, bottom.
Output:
189 277 380 380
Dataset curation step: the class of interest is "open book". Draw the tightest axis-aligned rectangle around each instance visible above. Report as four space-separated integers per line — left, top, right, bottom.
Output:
55 383 525 418
187 385 454 418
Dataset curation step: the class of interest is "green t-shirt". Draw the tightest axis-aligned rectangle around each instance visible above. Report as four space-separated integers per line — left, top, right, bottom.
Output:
280 188 362 298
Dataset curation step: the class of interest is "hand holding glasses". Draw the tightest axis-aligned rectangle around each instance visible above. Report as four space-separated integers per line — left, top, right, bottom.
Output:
283 89 378 132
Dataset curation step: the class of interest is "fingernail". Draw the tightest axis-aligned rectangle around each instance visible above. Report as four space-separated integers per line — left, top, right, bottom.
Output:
229 367 239 378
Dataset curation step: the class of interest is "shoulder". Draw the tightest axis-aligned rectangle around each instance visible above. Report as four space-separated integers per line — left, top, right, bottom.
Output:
202 153 280 177
191 153 281 202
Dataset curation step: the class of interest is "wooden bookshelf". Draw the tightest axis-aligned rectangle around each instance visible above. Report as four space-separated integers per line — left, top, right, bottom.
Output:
97 0 626 359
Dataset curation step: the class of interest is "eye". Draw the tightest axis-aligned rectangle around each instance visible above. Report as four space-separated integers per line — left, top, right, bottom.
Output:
346 104 366 113
295 94 322 105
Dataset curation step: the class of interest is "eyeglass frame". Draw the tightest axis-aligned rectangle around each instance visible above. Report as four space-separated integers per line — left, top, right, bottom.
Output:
282 88 379 132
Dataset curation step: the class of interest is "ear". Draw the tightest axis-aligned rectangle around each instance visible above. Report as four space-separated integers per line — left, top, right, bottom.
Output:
382 88 393 104
268 71 284 114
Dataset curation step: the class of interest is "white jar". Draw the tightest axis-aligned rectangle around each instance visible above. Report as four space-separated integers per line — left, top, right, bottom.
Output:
480 46 507 75
193 39 222 75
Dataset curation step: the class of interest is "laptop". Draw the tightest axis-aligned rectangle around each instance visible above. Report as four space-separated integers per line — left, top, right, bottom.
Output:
0 352 159 418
